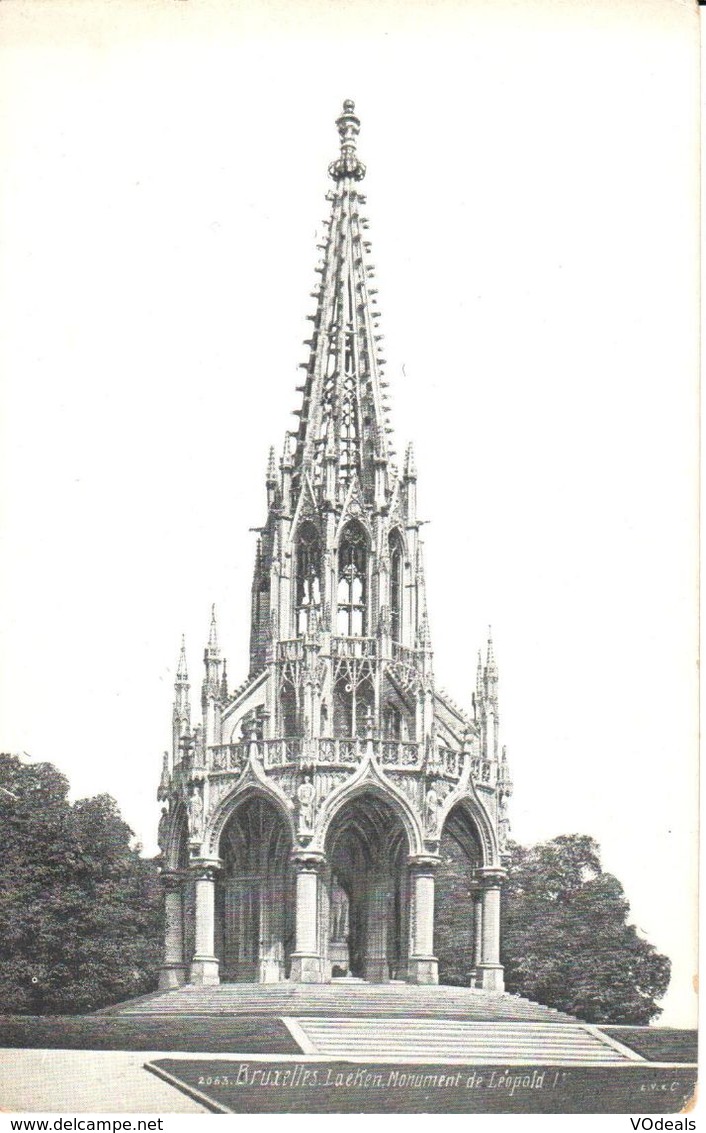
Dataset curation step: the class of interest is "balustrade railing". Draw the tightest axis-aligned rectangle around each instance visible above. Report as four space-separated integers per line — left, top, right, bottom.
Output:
262 738 301 767
438 746 460 778
203 738 492 779
315 737 423 768
470 756 495 784
375 740 423 768
330 636 377 659
208 739 301 771
317 738 361 765
391 641 418 666
208 743 246 772
277 639 304 662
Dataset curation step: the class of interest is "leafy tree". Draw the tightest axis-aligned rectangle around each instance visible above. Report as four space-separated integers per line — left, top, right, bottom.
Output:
499 834 671 1024
0 753 163 1014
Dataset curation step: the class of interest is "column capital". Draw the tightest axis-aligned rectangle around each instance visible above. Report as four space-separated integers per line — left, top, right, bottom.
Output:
160 869 189 891
475 865 507 888
407 853 441 874
190 857 222 882
291 850 326 872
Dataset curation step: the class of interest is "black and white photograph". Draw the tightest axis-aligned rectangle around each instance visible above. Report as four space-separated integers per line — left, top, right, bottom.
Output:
0 0 699 1120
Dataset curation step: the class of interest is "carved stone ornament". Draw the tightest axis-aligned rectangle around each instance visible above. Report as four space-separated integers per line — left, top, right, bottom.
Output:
386 659 421 694
388 772 422 816
157 805 169 851
188 786 204 839
191 862 221 883
315 769 351 807
424 785 441 836
208 777 236 812
296 775 316 832
268 767 298 801
292 850 326 872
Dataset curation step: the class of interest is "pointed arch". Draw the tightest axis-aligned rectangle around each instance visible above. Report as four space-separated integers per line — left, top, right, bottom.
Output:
216 791 294 983
435 800 485 986
437 791 499 868
166 803 190 870
294 519 322 636
314 757 424 856
388 526 405 643
207 774 296 858
323 789 411 980
336 519 369 636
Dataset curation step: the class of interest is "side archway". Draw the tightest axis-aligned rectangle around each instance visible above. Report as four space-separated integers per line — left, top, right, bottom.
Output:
434 802 484 986
207 772 296 859
215 793 294 983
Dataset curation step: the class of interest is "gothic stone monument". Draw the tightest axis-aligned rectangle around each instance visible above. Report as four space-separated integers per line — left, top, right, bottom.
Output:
157 102 512 991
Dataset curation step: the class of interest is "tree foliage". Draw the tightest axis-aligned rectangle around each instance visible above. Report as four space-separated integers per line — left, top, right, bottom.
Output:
0 754 163 1014
499 834 671 1024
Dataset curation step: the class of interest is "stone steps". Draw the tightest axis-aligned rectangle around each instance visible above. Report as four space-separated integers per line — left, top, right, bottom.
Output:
287 1018 637 1063
111 983 577 1023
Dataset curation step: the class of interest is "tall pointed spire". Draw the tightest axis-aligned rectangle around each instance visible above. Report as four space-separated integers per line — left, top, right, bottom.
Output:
292 100 391 503
203 604 223 728
172 637 191 762
208 604 219 655
176 635 188 682
486 627 497 680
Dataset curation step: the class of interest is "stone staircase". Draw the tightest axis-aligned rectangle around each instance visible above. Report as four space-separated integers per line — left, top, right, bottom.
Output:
109 982 578 1023
285 1017 640 1063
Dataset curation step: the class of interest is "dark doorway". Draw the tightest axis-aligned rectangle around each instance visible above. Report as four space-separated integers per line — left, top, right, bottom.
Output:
435 804 483 986
217 795 294 983
324 792 409 982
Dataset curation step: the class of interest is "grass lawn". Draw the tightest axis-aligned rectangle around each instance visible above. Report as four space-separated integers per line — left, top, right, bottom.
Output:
0 1014 300 1053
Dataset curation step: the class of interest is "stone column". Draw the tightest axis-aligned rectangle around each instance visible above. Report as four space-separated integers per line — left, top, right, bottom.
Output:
364 871 389 983
470 888 483 987
158 871 187 990
290 852 325 983
407 855 439 985
190 861 221 986
476 866 506 992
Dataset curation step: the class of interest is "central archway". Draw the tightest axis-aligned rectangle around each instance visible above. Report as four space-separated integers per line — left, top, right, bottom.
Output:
324 791 410 982
216 794 294 983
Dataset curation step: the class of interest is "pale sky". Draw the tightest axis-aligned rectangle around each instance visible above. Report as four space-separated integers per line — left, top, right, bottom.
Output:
0 0 699 1027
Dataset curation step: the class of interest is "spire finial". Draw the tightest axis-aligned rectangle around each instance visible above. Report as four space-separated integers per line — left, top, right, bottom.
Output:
486 627 498 679
329 99 366 183
266 445 277 483
281 432 294 468
404 442 417 480
208 604 218 652
177 636 188 682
